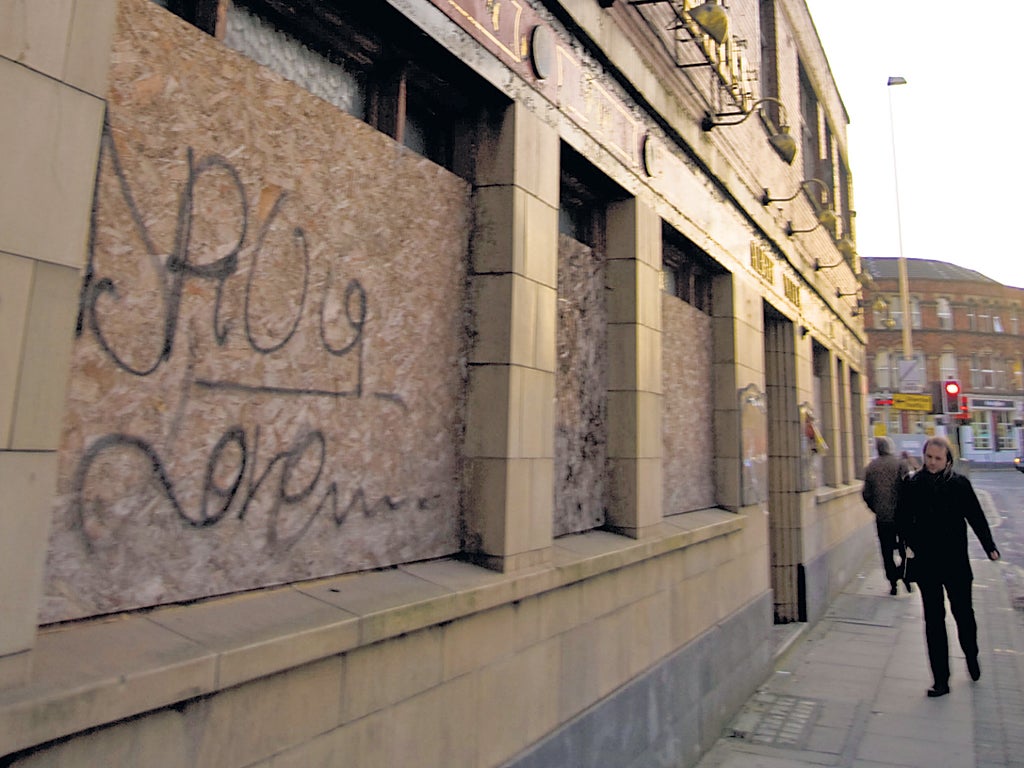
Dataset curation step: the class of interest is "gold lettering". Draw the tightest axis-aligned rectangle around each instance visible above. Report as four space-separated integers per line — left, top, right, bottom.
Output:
784 275 801 307
749 241 774 284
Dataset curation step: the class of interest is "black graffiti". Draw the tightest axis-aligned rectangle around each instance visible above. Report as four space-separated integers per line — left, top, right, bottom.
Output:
72 429 434 553
77 121 389 403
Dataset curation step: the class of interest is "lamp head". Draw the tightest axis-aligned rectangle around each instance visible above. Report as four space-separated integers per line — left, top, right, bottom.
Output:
817 208 838 233
769 127 797 164
689 2 729 45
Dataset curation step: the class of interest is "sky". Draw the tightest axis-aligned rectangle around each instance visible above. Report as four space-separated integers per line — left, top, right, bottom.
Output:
803 2 1024 289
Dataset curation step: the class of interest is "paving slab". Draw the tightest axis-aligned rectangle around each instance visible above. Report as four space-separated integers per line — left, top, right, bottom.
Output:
694 550 1024 768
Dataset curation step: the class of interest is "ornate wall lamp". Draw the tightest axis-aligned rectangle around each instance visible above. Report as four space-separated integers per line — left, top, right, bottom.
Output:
851 296 891 322
786 208 837 236
761 178 829 206
701 97 797 165
688 1 729 44
815 237 856 272
762 177 838 237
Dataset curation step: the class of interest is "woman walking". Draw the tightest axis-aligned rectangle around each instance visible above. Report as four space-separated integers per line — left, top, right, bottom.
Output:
896 435 1000 698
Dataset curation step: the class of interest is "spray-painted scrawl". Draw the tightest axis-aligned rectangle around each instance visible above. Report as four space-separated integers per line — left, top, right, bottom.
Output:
44 4 471 621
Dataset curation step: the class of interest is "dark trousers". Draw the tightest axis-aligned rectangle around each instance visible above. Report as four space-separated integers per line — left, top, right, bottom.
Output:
918 576 978 686
876 520 905 585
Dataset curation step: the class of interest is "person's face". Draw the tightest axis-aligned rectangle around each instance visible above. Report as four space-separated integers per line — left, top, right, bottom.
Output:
923 443 949 474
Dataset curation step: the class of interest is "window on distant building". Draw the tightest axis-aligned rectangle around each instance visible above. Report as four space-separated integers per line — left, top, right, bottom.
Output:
994 314 1004 333
936 298 953 330
1014 358 1024 391
874 350 891 390
971 412 991 451
996 412 1015 451
983 355 995 388
973 353 996 389
890 299 903 331
910 297 921 329
967 302 977 331
939 350 957 382
1012 311 1019 335
977 305 991 333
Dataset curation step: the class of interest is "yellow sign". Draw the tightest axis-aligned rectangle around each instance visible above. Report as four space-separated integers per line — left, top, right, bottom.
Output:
892 393 932 411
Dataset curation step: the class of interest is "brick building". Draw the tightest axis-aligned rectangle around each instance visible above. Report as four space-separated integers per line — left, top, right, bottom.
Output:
2 1 875 764
862 256 1024 462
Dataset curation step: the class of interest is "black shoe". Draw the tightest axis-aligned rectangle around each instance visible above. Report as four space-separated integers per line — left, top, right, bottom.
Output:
967 656 981 682
927 683 950 698
903 579 913 593
889 583 898 595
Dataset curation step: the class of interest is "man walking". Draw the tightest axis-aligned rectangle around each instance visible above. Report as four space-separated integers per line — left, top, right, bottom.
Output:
862 436 910 595
897 435 1000 698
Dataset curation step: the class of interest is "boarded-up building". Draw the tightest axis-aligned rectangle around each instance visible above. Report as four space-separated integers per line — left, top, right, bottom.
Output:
1 0 874 764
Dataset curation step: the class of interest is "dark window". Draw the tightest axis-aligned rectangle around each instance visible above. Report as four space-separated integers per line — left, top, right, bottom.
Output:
662 225 720 316
799 63 819 184
758 0 780 127
559 145 624 249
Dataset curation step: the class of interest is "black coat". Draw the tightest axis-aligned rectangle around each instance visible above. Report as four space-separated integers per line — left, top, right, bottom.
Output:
896 470 997 583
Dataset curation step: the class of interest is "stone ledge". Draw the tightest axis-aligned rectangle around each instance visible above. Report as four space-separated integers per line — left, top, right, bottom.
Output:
814 480 863 505
0 508 743 757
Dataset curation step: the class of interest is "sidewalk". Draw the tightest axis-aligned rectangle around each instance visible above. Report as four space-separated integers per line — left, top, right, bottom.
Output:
695 554 1024 767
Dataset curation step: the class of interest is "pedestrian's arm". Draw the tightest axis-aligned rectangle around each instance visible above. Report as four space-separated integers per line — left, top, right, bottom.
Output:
861 472 875 510
960 477 999 558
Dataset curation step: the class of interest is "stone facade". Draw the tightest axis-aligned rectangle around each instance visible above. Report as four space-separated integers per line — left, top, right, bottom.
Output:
0 0 874 765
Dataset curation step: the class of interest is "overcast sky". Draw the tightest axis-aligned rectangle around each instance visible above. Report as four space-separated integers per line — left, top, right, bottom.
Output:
803 2 1024 289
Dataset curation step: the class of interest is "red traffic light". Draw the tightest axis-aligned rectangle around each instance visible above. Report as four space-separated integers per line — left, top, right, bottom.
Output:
944 380 961 396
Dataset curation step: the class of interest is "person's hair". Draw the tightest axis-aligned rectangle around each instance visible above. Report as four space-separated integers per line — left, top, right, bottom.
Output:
875 436 894 456
922 435 955 479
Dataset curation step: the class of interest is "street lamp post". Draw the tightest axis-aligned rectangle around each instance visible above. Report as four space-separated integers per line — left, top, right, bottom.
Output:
887 76 915 389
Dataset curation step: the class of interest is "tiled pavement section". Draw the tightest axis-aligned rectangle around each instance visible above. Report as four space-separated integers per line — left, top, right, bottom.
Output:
696 497 1024 767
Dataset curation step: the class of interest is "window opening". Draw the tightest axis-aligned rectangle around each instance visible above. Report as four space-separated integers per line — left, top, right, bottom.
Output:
798 63 819 184
936 297 953 330
996 412 1015 451
939 350 957 382
662 225 721 316
971 412 991 451
171 0 492 178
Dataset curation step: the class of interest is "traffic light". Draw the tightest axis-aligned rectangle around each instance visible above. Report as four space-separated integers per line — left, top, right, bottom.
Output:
943 380 961 414
959 395 969 421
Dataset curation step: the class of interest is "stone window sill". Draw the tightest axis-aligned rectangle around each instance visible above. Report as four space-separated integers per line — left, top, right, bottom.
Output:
0 509 743 756
814 480 864 505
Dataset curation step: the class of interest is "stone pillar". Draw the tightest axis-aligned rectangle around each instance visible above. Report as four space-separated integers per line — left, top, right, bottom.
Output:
604 199 663 537
0 0 118 669
463 102 559 571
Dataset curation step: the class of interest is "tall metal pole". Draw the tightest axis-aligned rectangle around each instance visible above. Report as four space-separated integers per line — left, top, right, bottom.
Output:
887 77 912 367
